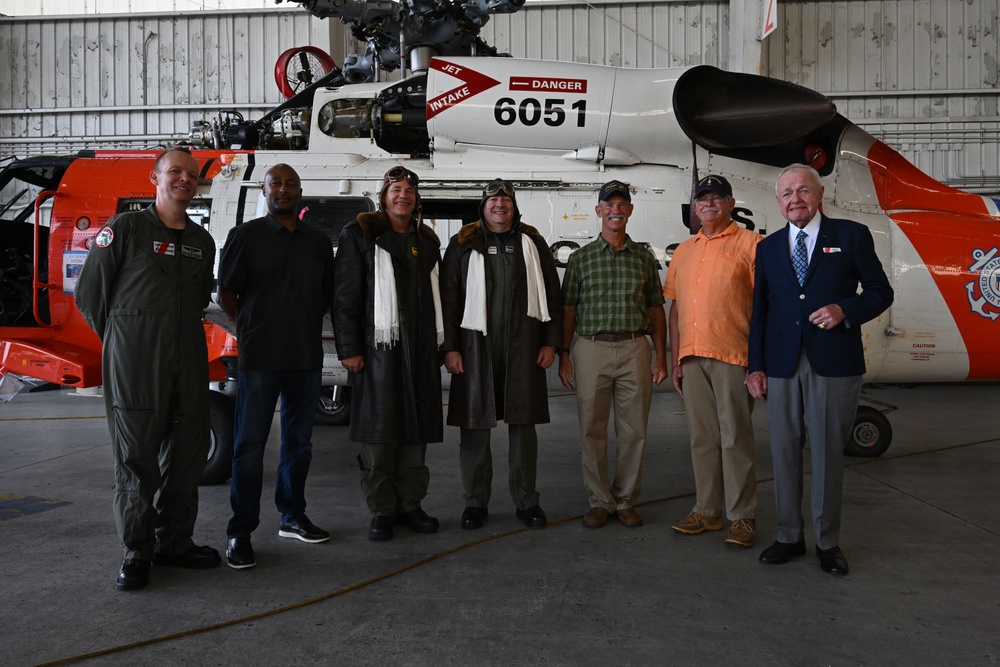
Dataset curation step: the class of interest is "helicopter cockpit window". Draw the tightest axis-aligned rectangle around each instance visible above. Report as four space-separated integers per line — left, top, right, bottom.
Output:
292 196 478 254
298 197 374 249
0 157 75 226
419 198 480 250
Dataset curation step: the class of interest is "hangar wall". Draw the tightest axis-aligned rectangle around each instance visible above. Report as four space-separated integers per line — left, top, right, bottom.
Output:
1 0 997 192
481 1 729 68
0 9 324 157
1 0 279 14
769 0 999 192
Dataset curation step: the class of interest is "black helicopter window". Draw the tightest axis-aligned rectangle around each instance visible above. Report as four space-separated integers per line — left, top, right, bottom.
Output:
419 198 480 247
298 197 374 247
117 198 212 229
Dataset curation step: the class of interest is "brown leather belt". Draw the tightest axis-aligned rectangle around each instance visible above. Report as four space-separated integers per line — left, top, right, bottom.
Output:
583 331 645 342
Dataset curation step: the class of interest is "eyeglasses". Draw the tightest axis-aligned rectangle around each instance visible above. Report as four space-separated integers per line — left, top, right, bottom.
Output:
778 186 816 200
484 179 515 198
384 166 419 187
695 195 727 206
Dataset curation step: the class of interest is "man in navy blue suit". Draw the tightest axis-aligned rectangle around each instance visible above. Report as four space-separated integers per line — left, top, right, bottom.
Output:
746 164 893 576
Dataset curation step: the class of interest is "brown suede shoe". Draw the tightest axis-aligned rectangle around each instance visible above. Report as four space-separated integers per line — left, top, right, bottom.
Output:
725 518 756 548
582 507 610 528
671 512 724 535
616 507 643 528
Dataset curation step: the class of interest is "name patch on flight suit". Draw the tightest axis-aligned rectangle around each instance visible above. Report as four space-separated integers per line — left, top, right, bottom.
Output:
152 242 176 256
504 245 514 254
181 245 203 260
487 246 498 255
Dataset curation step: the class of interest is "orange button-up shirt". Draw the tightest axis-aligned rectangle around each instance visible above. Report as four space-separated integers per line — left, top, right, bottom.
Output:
663 222 762 367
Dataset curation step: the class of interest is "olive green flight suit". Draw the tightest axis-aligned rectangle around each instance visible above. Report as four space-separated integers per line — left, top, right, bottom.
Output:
75 206 216 560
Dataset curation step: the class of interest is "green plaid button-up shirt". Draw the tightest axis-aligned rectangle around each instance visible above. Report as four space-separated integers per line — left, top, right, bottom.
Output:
562 234 665 336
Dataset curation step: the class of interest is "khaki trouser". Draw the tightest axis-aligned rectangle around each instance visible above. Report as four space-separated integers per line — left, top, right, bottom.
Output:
680 356 757 521
571 336 652 511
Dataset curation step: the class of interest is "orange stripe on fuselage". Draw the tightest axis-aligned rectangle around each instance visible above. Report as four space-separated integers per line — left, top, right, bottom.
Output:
868 141 1000 380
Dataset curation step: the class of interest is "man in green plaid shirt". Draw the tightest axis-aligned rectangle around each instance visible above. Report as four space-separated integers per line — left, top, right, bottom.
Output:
558 180 668 529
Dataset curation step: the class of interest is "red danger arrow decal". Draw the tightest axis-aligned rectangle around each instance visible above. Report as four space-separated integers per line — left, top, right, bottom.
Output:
426 60 501 120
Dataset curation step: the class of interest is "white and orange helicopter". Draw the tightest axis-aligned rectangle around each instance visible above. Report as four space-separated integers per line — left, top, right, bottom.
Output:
1 0 998 481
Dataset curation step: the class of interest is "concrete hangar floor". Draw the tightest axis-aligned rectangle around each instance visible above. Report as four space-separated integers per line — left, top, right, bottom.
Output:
1 382 998 666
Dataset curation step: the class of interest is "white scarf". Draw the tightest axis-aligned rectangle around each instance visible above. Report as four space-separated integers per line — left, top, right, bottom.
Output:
430 262 444 347
521 234 551 323
461 234 550 334
374 245 399 348
374 245 444 349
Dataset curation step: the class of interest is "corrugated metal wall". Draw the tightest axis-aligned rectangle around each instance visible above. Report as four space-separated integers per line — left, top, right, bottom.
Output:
2 1 997 190
0 9 320 156
481 1 728 68
766 0 1000 191
2 0 277 16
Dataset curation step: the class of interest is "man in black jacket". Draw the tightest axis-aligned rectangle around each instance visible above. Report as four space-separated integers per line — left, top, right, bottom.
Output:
333 166 444 541
218 163 335 569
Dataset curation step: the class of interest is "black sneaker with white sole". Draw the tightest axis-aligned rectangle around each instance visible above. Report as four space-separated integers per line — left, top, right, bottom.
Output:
278 515 331 543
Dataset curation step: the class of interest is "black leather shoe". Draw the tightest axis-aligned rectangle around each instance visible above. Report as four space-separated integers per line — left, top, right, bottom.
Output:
816 546 850 575
153 544 221 569
279 515 331 543
759 540 807 564
515 505 547 527
369 515 394 541
461 506 489 530
116 558 151 591
396 507 440 534
226 537 256 569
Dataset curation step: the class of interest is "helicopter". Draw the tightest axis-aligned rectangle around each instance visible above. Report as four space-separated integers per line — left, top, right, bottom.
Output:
1 0 998 482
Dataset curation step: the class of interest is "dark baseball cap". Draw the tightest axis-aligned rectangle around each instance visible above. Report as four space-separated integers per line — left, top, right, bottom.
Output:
597 180 631 202
694 175 733 198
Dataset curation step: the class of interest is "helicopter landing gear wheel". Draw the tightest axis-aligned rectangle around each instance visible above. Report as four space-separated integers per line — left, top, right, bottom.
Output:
200 391 235 485
274 46 336 99
844 405 893 458
315 385 351 426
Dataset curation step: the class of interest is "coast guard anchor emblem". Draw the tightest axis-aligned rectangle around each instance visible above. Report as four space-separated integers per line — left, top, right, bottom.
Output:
966 247 1000 321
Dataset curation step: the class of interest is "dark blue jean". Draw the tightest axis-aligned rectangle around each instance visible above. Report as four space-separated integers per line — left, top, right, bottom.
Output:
227 369 321 538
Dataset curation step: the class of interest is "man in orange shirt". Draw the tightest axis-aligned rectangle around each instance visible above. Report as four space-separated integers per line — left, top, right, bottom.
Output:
663 175 763 548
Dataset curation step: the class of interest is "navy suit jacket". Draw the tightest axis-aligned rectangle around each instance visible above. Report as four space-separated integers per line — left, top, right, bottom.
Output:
748 214 893 378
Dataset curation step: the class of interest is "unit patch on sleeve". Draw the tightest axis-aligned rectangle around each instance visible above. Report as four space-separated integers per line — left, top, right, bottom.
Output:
94 227 114 248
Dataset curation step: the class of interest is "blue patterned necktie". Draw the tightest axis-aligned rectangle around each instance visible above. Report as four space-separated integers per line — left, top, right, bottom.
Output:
793 229 808 285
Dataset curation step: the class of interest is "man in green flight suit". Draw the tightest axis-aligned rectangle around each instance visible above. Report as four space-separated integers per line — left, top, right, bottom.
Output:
76 147 221 591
